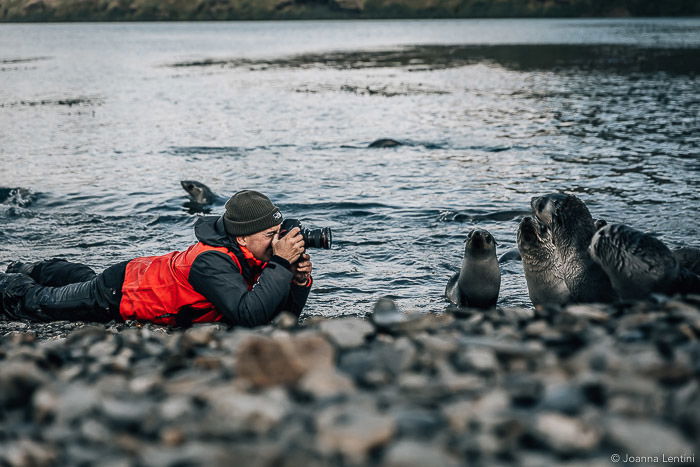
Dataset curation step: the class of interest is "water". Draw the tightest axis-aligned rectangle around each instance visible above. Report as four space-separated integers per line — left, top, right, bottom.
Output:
1 19 699 317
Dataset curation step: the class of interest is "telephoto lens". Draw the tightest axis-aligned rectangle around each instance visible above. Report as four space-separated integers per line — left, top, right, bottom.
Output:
280 219 332 249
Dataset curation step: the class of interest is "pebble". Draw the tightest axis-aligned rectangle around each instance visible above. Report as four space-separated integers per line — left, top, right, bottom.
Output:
0 297 698 464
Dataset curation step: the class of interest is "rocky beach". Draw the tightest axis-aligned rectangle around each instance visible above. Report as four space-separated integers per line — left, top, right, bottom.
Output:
1 296 699 466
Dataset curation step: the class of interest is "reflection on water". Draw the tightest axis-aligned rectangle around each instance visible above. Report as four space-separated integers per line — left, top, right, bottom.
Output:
0 19 698 316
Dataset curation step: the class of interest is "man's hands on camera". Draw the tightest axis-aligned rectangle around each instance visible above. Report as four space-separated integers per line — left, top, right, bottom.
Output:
272 227 305 264
291 253 312 286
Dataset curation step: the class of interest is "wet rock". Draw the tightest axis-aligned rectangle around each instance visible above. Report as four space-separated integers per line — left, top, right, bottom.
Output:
606 417 694 458
296 367 356 400
392 407 444 439
0 361 48 408
182 323 223 347
316 405 395 463
540 382 586 415
453 347 499 374
371 297 452 334
339 342 414 388
319 317 373 349
0 439 57 467
235 333 334 387
532 412 602 454
383 440 461 467
201 386 291 436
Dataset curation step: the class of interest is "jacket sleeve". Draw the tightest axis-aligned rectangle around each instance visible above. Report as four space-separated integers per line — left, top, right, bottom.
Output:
282 280 312 318
188 251 294 327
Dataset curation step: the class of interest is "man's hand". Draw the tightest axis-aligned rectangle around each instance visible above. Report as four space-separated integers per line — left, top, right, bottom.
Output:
291 253 312 286
271 227 305 264
292 253 313 285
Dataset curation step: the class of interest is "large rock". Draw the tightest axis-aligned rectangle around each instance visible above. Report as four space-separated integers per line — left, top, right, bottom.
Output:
235 333 334 387
532 412 602 454
383 440 460 467
319 317 373 349
316 404 395 463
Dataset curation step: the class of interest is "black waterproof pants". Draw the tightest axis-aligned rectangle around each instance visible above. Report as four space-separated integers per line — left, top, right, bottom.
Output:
1 258 127 322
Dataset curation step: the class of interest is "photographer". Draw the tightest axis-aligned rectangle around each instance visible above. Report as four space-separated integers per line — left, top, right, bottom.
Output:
0 190 313 327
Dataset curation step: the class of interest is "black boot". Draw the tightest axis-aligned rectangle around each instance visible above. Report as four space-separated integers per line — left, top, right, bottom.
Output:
5 261 35 275
0 272 40 321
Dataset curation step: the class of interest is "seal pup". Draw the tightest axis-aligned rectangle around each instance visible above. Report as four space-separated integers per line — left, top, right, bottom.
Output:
517 216 570 306
445 229 501 308
498 248 521 263
180 180 219 205
589 224 700 299
672 247 700 275
368 138 403 148
531 193 615 303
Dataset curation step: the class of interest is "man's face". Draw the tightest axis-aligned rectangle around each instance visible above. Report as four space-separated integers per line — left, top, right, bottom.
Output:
237 225 280 262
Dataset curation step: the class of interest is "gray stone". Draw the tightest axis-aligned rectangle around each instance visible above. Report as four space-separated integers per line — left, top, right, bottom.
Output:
316 405 395 463
201 386 291 435
606 418 694 458
296 367 356 400
235 333 334 387
0 361 48 408
533 412 602 454
383 440 461 467
319 317 373 349
453 347 499 374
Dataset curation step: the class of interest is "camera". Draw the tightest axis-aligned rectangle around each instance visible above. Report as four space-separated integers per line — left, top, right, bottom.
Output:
280 218 332 249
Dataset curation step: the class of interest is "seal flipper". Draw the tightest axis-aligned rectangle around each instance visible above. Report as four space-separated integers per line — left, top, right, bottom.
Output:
445 271 462 306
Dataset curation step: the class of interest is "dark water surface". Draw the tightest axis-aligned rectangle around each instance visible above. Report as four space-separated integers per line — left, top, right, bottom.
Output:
1 19 699 316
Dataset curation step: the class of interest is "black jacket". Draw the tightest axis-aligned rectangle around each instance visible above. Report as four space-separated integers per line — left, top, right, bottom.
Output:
188 216 311 327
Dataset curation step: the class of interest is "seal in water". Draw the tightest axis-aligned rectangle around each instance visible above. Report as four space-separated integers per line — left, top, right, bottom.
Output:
531 193 615 303
180 180 218 205
589 224 700 299
368 138 402 148
517 216 570 306
445 229 501 308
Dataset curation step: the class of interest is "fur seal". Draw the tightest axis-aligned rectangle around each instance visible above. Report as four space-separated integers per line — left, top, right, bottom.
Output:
672 247 700 275
517 216 570 306
589 224 700 299
180 180 218 205
445 229 501 308
531 193 615 303
368 138 402 148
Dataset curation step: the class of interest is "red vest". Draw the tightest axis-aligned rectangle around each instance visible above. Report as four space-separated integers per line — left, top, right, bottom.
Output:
119 242 264 325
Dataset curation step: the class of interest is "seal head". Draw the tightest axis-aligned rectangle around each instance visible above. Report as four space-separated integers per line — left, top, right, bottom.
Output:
181 180 216 205
530 193 615 303
445 229 501 308
589 224 681 299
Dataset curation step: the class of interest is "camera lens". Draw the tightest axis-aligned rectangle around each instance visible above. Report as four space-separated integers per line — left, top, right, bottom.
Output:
303 227 332 249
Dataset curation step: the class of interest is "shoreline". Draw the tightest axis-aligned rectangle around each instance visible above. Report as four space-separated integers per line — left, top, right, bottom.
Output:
1 295 698 465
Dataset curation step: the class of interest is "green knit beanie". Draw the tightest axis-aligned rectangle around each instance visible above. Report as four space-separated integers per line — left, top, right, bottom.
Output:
223 190 282 236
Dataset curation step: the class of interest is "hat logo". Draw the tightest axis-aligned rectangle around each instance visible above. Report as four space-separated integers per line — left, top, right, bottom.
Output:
273 211 282 220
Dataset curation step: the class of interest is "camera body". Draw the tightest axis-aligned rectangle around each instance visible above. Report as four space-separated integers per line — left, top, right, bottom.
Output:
280 218 332 249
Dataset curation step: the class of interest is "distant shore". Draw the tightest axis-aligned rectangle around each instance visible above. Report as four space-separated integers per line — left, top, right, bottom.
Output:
1 0 698 22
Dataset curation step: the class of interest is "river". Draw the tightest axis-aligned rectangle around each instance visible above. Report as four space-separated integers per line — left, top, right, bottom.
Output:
1 18 698 316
